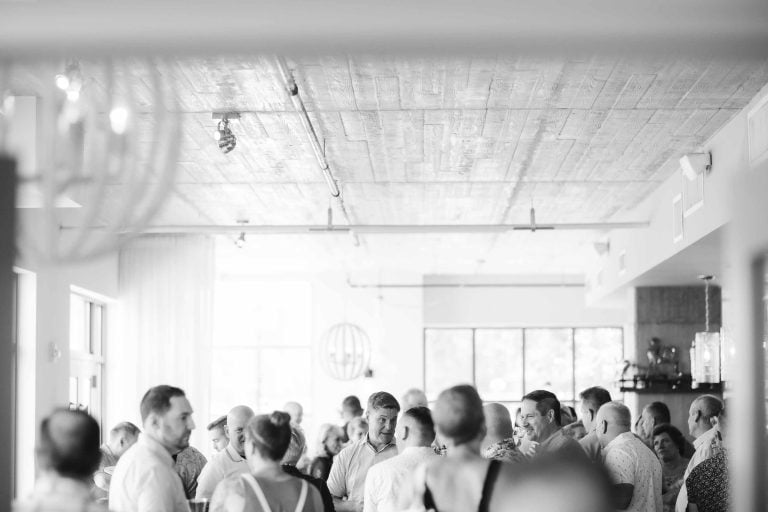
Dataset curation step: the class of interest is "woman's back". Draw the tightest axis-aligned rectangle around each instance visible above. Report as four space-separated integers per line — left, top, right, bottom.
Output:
211 473 324 512
423 457 502 512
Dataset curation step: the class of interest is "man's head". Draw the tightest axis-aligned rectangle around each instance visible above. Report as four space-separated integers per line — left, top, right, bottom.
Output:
579 387 612 433
595 401 632 448
207 415 228 453
521 390 561 443
37 409 101 480
432 385 485 447
640 401 671 442
482 403 513 448
108 421 140 457
140 385 195 455
341 395 364 422
283 401 304 425
347 417 368 442
365 391 400 447
395 406 435 452
227 405 255 457
401 388 429 411
281 422 307 466
687 394 724 438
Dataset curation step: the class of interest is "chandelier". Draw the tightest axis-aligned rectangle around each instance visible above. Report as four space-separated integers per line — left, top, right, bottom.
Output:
318 323 372 381
0 58 181 263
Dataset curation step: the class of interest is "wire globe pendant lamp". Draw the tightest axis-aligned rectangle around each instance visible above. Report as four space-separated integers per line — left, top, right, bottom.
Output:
318 323 372 381
0 58 181 263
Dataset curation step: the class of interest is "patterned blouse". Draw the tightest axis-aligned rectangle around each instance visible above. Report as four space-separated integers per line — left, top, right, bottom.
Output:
481 438 526 463
686 450 728 512
174 446 208 499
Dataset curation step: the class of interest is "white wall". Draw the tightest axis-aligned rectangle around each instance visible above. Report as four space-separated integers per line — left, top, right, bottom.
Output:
424 277 627 328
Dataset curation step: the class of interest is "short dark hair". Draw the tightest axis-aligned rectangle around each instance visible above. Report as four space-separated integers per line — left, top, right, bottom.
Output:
342 395 363 415
140 385 186 422
522 390 562 426
246 411 292 461
579 387 612 414
38 409 101 479
403 406 436 442
433 385 485 445
110 422 140 438
652 423 686 456
207 415 227 432
645 402 671 424
367 391 400 413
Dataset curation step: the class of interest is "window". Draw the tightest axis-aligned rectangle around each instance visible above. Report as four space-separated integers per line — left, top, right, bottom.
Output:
69 292 106 430
424 327 623 410
13 269 36 498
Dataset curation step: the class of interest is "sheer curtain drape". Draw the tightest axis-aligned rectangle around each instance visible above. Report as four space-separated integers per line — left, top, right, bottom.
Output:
106 235 214 450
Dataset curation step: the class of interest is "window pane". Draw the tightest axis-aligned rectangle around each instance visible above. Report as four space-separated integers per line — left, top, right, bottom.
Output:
574 328 624 399
258 347 311 414
424 329 473 400
475 329 523 402
210 348 259 418
90 304 103 356
69 295 87 352
524 328 574 400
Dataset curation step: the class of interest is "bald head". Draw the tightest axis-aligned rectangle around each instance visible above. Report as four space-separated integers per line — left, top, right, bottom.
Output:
396 406 436 451
595 402 632 448
401 388 429 411
284 402 304 425
38 409 101 480
227 405 255 456
483 403 513 445
688 395 724 438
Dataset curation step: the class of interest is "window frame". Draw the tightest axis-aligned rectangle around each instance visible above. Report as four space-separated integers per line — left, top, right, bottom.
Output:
422 326 624 405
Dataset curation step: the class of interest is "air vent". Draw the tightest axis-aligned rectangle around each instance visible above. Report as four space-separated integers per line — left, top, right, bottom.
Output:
672 194 683 242
748 93 768 165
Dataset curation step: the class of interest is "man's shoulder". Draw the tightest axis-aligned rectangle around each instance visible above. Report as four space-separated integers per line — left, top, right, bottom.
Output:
336 440 366 460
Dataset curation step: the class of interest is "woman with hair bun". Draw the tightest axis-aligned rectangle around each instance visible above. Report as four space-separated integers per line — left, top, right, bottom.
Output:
210 411 323 512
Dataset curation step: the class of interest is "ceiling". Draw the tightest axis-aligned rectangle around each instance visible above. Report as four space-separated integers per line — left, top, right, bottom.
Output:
7 56 768 276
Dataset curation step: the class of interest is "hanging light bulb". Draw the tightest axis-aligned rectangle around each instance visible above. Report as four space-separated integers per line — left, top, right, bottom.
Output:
234 232 246 248
55 74 70 91
109 106 129 134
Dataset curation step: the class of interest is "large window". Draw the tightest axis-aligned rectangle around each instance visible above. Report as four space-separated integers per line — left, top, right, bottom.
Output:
69 292 106 429
424 327 623 409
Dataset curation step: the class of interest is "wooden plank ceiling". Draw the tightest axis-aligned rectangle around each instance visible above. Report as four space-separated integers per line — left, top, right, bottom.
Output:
9 56 768 275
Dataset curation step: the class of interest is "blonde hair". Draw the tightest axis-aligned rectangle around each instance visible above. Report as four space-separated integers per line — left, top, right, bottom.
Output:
314 423 345 456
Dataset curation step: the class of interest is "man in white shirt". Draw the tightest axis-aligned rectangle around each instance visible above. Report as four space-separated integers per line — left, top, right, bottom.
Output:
363 406 439 512
596 401 662 512
195 405 254 499
674 394 724 512
328 391 400 512
109 385 195 512
577 386 612 462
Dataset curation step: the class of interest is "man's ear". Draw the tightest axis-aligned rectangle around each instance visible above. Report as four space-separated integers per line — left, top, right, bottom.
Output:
401 425 410 441
547 409 555 423
589 410 595 422
695 410 702 424
601 419 608 435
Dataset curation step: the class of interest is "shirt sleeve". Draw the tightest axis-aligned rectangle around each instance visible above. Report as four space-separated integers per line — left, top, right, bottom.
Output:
195 461 220 500
604 446 635 485
137 467 182 512
326 448 349 499
210 476 246 512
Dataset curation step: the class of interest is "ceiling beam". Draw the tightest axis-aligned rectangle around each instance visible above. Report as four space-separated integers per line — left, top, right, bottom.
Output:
63 222 650 235
1 0 767 59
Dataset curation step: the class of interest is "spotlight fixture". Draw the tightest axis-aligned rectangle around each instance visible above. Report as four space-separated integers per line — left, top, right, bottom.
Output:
235 232 246 248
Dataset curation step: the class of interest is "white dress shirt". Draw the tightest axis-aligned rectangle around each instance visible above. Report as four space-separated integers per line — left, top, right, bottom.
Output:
109 434 188 512
195 444 249 499
327 436 398 507
603 431 663 512
363 446 439 512
674 427 722 512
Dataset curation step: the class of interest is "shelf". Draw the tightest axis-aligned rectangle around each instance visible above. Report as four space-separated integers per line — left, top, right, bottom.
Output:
619 382 723 394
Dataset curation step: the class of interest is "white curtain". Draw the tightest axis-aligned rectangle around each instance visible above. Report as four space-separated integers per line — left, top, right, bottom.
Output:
106 235 214 450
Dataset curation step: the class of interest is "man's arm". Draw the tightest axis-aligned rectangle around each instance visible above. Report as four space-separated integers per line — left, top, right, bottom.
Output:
613 483 634 510
194 462 219 500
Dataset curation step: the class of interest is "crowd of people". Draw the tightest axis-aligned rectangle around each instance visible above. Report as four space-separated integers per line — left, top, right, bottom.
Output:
13 383 728 512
